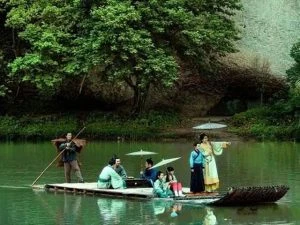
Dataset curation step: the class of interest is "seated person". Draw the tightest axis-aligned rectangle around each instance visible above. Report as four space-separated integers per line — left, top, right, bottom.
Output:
153 171 173 198
97 157 125 189
141 158 157 186
114 156 127 180
166 166 185 197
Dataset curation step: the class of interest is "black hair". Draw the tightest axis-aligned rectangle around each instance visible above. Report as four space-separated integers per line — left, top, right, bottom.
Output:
157 171 163 178
167 167 174 172
146 158 153 166
108 154 118 166
166 167 175 182
193 141 198 147
199 133 207 143
108 158 115 166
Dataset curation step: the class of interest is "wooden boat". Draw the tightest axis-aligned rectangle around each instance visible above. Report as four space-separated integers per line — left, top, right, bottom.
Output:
33 180 289 206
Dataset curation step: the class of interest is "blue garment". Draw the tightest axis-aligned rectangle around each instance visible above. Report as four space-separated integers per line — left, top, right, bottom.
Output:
189 149 205 193
189 149 204 169
141 168 157 184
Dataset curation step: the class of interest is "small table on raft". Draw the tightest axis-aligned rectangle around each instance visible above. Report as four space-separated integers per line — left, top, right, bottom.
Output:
125 178 151 188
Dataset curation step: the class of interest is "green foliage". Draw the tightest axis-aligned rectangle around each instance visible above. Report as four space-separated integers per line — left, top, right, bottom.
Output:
135 110 180 128
0 111 180 140
0 51 8 96
287 41 300 87
0 115 16 136
6 1 80 89
3 0 242 114
85 110 180 138
0 114 77 139
230 95 300 141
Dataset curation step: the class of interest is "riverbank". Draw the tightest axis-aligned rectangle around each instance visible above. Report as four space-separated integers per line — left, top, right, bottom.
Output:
0 110 297 142
0 113 242 142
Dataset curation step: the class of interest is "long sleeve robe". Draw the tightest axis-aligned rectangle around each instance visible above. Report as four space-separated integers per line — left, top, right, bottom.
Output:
197 142 229 192
97 165 125 189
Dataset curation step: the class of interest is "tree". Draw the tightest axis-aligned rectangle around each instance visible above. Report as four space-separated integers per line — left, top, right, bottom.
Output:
4 0 242 115
287 41 300 88
287 40 300 122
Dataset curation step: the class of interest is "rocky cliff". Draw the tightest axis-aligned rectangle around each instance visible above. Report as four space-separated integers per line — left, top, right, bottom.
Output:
234 0 300 75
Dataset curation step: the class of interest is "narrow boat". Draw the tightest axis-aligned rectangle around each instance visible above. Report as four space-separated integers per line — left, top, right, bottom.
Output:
32 179 289 206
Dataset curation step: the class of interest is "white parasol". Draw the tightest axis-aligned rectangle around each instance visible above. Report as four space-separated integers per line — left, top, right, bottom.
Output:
126 149 157 174
126 149 157 156
193 122 227 130
151 157 181 169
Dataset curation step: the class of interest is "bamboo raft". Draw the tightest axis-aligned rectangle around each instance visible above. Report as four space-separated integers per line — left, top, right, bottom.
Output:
33 181 289 206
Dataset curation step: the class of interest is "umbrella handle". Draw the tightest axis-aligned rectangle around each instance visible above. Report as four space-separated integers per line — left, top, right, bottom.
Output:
140 156 143 175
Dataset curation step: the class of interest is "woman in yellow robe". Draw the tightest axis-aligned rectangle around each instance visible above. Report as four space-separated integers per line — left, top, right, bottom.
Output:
197 133 230 192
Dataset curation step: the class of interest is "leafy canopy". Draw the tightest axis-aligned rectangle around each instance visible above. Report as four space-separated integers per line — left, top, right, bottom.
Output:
4 0 242 112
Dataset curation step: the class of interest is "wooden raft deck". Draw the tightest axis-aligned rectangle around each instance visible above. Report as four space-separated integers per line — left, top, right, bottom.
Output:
36 182 222 203
33 183 289 206
42 182 155 199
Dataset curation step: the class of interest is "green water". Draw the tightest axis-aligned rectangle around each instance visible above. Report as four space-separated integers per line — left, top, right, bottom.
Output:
0 141 299 224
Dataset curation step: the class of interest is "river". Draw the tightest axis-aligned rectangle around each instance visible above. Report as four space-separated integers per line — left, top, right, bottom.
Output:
0 140 299 224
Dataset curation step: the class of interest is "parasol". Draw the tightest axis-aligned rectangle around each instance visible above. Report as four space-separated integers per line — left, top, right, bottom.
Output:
193 122 227 130
126 149 157 156
151 157 181 169
126 149 157 174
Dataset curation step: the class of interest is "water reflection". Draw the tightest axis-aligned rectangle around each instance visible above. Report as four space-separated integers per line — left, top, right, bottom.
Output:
152 200 167 216
153 202 183 218
97 198 164 225
32 192 297 225
56 194 82 225
153 203 218 225
150 200 296 225
97 198 126 225
203 207 217 225
170 203 182 218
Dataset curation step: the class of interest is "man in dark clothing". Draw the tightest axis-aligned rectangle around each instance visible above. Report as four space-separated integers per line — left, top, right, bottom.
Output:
59 133 84 183
141 158 157 186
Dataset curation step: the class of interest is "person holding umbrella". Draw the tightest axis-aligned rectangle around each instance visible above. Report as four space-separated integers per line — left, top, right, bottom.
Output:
126 149 157 176
141 158 157 186
189 141 205 193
